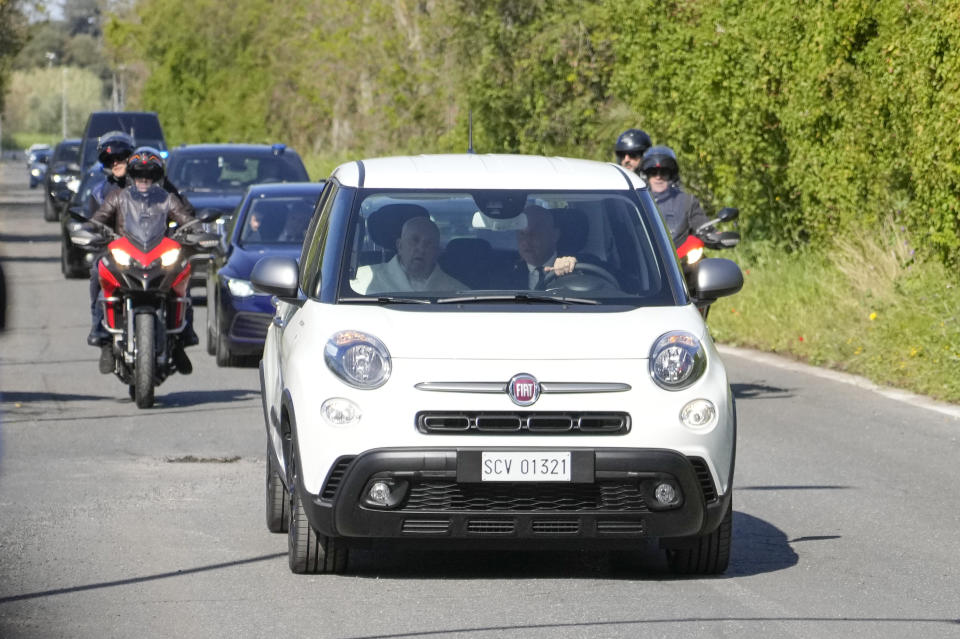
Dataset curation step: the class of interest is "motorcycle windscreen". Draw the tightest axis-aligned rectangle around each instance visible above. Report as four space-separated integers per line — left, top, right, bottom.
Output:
123 186 172 249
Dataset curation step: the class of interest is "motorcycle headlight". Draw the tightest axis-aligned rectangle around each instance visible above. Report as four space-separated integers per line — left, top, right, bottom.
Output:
111 248 132 267
225 276 255 297
30 168 41 177
160 247 181 267
649 331 706 390
686 247 704 265
324 330 392 389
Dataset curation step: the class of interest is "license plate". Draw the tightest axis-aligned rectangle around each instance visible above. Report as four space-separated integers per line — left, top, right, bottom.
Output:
481 451 571 482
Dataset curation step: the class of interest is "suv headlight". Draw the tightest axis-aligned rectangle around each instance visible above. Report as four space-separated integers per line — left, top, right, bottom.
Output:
225 275 255 297
649 331 706 390
324 330 392 389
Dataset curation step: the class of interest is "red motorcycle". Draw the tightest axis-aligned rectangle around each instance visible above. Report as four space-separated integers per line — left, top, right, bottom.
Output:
676 206 740 316
71 210 218 408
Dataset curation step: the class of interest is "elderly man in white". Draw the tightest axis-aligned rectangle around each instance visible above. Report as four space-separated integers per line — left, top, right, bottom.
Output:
352 216 465 294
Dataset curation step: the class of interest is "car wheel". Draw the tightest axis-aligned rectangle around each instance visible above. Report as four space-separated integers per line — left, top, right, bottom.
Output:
206 289 217 356
265 443 288 533
664 496 732 575
43 195 58 222
215 324 240 367
286 445 348 574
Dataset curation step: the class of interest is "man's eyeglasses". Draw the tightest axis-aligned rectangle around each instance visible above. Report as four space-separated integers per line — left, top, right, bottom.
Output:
615 151 642 160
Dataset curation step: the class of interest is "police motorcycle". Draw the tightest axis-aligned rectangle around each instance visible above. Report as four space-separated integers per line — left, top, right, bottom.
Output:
676 206 741 317
70 207 220 408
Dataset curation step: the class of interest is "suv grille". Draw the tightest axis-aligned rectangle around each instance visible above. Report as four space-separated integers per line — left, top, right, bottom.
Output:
416 412 630 435
402 481 648 512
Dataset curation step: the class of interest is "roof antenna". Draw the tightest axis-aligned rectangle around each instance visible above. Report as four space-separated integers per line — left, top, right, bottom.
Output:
467 109 475 154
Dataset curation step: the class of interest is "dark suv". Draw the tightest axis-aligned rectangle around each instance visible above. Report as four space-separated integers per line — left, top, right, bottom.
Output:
78 111 167 172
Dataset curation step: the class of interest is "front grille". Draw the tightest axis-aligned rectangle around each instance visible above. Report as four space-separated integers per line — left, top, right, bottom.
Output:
402 481 648 512
229 312 271 340
532 519 580 534
417 412 630 435
320 456 355 500
689 457 717 502
466 519 515 534
402 519 450 534
596 520 646 535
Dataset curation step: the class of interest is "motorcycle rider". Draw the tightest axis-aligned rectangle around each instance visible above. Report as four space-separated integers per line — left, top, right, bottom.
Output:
86 133 196 351
642 145 711 246
90 147 199 374
614 128 652 176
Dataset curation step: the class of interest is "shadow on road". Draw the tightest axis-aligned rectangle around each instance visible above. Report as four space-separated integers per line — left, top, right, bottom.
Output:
0 552 285 604
0 255 59 263
0 232 60 243
0 390 114 403
731 381 792 400
157 387 260 407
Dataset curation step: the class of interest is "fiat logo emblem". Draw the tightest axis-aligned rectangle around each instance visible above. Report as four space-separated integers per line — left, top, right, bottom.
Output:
508 373 540 406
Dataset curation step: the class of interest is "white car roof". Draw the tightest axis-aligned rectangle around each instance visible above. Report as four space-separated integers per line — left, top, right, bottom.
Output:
330 154 647 191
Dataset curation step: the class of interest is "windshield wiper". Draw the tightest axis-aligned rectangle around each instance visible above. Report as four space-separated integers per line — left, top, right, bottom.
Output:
435 293 598 305
339 296 432 305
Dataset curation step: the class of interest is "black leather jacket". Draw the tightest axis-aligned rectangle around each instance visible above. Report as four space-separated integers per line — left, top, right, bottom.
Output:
92 184 195 241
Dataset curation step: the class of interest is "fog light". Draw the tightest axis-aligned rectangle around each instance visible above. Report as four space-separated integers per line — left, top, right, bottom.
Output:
680 398 717 429
320 398 361 426
368 481 392 505
654 482 679 506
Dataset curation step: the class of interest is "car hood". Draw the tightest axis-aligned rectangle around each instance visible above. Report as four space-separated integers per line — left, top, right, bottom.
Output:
224 244 302 279
180 192 242 214
301 303 708 360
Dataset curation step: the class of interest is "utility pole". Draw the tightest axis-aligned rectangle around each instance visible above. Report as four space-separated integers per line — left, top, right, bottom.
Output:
61 66 68 138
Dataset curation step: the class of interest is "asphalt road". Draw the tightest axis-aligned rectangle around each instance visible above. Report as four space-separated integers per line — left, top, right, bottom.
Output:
1 160 958 639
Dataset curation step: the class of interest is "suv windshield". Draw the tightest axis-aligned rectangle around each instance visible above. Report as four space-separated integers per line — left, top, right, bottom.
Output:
239 195 318 245
337 190 672 306
168 151 309 192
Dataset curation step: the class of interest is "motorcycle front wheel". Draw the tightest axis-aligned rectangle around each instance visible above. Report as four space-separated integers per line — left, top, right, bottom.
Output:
134 313 156 408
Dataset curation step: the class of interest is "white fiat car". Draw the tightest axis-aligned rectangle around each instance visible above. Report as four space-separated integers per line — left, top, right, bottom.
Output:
253 154 743 575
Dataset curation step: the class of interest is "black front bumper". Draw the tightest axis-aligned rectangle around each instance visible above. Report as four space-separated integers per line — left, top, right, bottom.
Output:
300 447 730 546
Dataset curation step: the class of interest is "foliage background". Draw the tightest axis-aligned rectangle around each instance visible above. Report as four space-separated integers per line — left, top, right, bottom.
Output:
3 0 958 400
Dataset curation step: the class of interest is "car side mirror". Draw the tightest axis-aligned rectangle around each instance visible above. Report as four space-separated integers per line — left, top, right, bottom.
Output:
251 256 300 301
689 258 743 302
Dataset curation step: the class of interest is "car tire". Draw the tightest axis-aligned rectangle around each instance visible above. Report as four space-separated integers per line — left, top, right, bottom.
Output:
266 443 288 533
286 444 348 574
664 496 732 575
206 288 217 356
43 194 58 222
215 323 240 367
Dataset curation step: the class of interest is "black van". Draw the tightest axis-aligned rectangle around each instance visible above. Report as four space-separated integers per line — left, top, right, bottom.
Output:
78 111 167 170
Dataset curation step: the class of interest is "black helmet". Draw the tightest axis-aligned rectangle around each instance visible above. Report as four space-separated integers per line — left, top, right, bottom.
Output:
641 145 679 180
127 146 165 183
615 128 652 156
97 131 135 166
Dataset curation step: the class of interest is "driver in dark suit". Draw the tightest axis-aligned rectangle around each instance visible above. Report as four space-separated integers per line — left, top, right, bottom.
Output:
507 205 578 289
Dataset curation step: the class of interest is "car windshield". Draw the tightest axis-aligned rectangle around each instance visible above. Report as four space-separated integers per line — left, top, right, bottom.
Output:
168 152 307 192
338 190 671 306
239 195 318 245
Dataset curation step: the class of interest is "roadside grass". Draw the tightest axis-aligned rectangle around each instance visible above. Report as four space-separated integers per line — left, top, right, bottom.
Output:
709 229 960 404
10 132 62 151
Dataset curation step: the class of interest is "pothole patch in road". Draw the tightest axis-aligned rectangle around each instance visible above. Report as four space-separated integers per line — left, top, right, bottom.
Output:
165 455 242 464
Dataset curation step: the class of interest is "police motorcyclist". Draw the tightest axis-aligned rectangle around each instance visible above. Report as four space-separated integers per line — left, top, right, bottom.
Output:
614 128 652 175
642 145 711 246
89 147 199 374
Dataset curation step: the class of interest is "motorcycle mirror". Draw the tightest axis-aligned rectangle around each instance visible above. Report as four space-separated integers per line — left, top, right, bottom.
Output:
717 207 739 222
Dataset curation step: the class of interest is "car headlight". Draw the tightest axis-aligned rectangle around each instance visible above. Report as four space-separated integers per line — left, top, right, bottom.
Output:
160 247 181 267
686 246 704 265
67 177 80 192
52 174 64 183
111 248 132 267
30 168 41 177
324 330 392 389
649 331 706 390
225 276 256 297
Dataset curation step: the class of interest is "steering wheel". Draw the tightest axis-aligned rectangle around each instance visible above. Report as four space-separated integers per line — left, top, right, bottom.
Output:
541 262 620 291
